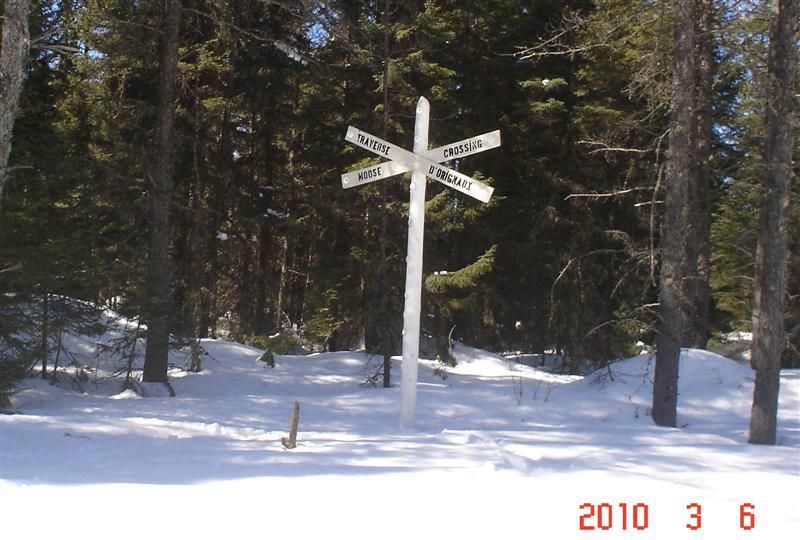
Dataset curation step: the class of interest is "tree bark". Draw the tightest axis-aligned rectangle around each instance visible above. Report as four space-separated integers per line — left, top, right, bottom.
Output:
686 0 715 349
253 223 271 334
281 400 300 449
653 0 696 428
143 0 182 383
0 0 31 213
749 0 798 445
40 293 49 378
188 78 208 338
275 234 289 330
380 0 391 386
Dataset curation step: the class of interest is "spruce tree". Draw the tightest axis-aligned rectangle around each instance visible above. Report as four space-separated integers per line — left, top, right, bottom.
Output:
749 0 798 445
653 0 697 428
0 0 32 212
141 0 182 384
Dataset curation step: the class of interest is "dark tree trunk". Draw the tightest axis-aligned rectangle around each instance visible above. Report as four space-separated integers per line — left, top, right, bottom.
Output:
199 227 220 338
275 234 289 330
686 0 715 349
749 0 798 445
40 294 49 378
380 0 392 386
200 106 234 338
143 0 182 383
653 0 696 428
253 224 271 334
0 0 31 212
236 247 255 335
188 83 208 337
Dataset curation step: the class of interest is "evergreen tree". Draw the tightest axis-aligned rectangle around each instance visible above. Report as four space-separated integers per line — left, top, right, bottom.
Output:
0 0 32 212
710 1 799 372
141 0 182 384
1 0 791 410
653 0 697 428
515 0 666 363
1 0 109 398
749 0 798 445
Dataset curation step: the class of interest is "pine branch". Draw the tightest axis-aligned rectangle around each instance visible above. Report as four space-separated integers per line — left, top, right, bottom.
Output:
565 187 653 200
0 262 22 274
577 139 653 156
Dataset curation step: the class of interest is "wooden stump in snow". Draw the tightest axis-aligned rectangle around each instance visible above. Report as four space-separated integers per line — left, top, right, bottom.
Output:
281 400 300 449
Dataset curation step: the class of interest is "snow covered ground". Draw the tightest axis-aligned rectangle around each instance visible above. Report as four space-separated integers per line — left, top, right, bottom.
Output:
1 334 798 539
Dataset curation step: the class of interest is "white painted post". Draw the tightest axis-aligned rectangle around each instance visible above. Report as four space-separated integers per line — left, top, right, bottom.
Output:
341 97 500 430
399 96 429 431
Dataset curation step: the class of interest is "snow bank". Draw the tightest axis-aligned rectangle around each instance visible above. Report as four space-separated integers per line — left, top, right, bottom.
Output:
1 333 797 539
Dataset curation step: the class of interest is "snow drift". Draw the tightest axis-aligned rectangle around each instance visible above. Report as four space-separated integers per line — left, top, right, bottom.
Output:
1 322 797 539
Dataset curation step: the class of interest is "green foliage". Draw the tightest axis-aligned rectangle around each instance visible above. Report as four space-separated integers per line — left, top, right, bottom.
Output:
708 2 799 342
425 245 497 294
529 97 567 115
242 333 307 356
608 304 650 358
0 0 786 369
257 350 276 368
711 179 759 326
0 299 34 409
0 294 106 406
0 355 30 410
424 245 497 356
302 289 345 350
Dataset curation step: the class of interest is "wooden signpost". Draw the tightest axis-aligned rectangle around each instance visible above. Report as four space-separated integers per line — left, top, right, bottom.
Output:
342 97 500 430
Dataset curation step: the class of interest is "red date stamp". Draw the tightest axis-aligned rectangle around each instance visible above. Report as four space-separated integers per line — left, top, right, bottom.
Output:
578 502 756 532
579 502 649 531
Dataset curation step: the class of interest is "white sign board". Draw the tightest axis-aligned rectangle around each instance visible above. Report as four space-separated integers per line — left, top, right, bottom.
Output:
341 130 501 189
344 126 495 203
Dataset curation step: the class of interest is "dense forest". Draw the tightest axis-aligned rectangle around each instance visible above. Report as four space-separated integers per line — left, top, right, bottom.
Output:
0 1 797 433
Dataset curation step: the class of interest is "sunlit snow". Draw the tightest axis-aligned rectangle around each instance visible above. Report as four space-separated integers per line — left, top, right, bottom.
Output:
1 328 797 539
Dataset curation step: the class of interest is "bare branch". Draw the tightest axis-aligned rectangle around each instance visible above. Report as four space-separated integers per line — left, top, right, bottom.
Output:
516 10 659 61
578 139 653 155
182 7 270 42
648 162 665 289
565 187 653 200
32 43 82 55
548 249 629 332
516 42 605 60
584 303 660 340
634 200 663 207
0 262 23 274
